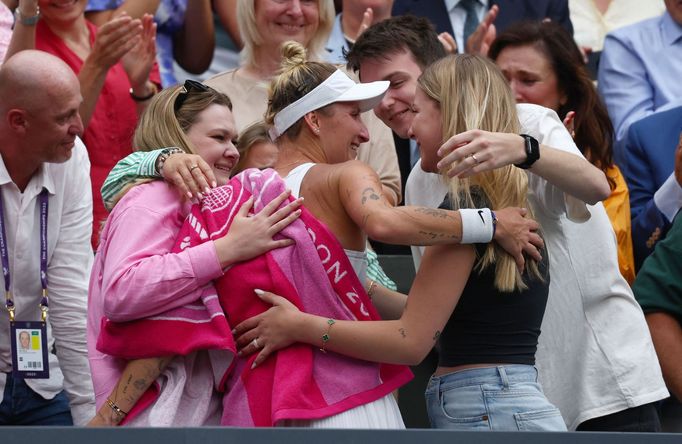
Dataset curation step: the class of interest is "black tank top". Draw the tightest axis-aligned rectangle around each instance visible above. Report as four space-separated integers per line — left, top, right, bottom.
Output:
437 196 550 367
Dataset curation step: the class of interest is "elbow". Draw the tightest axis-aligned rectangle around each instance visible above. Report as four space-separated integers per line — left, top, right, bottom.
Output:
401 344 431 366
177 57 213 75
364 218 394 243
102 288 133 323
587 170 612 205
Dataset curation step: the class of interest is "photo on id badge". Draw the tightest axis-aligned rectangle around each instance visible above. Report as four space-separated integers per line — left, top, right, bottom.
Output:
11 321 49 378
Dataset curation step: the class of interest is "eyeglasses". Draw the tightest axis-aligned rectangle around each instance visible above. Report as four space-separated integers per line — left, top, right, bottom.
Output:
174 79 210 112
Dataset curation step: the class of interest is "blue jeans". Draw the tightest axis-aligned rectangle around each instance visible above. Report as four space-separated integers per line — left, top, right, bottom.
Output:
425 365 566 431
0 373 73 426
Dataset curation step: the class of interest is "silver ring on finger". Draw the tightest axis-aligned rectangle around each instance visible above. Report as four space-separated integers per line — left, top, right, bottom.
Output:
252 337 260 349
471 153 480 164
189 164 199 172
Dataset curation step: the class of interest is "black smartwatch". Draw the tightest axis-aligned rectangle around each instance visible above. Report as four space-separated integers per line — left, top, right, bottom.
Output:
514 134 540 169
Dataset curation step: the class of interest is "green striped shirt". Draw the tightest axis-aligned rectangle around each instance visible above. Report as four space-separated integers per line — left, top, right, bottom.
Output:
100 149 165 211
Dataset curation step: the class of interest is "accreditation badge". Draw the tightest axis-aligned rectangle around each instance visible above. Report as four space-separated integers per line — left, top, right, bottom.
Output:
10 321 49 379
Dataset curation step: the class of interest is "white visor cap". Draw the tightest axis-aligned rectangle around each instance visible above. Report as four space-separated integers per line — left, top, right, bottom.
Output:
270 69 389 139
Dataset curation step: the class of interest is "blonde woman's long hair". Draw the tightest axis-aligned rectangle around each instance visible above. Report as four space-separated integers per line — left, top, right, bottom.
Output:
418 54 542 292
237 0 335 68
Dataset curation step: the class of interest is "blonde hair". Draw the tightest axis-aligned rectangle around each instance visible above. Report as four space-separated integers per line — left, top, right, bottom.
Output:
237 0 335 68
110 84 233 207
264 41 336 139
234 120 274 174
418 54 542 292
133 85 232 154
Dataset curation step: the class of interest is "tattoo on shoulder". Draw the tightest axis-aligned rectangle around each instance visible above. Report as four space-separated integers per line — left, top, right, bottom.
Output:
398 328 407 338
361 187 381 205
433 330 441 341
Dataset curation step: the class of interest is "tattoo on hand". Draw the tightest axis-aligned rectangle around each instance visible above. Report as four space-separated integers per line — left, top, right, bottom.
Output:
433 330 441 341
399 328 407 338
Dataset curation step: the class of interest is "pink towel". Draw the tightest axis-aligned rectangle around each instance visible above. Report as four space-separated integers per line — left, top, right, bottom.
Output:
98 168 412 426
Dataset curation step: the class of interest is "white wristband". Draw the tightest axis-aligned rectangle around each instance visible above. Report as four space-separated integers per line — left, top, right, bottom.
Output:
460 208 494 244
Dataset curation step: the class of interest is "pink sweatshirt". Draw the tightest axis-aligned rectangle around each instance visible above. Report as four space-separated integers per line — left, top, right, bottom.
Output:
87 181 223 410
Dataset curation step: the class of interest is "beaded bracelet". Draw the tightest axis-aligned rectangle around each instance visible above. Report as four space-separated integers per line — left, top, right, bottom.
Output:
319 319 336 354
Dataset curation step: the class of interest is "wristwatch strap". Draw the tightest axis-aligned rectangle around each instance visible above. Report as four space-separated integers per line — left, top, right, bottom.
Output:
514 134 540 169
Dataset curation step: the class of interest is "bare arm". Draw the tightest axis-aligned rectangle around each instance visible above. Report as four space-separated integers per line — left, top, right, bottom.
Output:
173 0 215 74
437 130 610 205
236 242 476 367
3 0 37 63
88 357 172 426
78 14 143 126
84 0 161 26
645 312 682 400
368 282 407 321
339 161 462 245
213 0 243 49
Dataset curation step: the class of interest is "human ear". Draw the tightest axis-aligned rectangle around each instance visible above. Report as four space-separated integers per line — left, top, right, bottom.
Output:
7 109 28 132
303 111 321 135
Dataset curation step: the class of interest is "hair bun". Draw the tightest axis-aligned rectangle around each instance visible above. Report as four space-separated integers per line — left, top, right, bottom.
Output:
280 41 307 72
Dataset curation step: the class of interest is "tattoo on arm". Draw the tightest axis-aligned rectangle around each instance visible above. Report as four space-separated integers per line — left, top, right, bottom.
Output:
433 330 441 342
134 379 147 391
414 207 450 219
360 187 381 205
399 328 407 338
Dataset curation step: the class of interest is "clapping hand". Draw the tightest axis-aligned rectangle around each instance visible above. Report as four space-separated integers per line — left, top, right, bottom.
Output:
122 13 157 93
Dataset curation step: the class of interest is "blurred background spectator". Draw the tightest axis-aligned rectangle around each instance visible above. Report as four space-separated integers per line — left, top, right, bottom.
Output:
598 0 682 162
85 0 214 86
490 20 635 283
569 0 664 77
622 108 682 268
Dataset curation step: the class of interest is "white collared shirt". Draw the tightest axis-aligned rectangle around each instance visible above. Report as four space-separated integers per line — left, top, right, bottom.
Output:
444 0 488 52
0 138 95 425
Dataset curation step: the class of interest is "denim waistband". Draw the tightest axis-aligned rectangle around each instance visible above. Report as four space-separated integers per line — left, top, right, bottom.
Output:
429 365 538 391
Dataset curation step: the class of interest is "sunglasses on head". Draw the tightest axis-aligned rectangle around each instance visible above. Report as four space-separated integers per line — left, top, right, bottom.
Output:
174 79 210 112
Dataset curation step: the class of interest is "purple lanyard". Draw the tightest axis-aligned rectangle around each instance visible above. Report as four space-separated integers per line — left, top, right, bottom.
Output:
0 188 49 323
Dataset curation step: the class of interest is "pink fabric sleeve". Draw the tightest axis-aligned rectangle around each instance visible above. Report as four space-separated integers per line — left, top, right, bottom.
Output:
99 204 223 322
0 5 13 63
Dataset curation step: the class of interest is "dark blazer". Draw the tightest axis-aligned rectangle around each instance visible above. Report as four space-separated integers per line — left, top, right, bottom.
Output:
392 0 573 38
621 105 682 269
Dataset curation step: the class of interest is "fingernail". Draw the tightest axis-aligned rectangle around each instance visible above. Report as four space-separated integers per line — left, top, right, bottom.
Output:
231 329 236 335
237 350 243 357
251 361 257 370
212 181 217 188
197 192 203 200
204 187 211 194
295 210 302 216
254 289 265 296
186 192 193 198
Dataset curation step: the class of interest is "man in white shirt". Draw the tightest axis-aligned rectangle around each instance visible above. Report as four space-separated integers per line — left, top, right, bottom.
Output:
347 15 668 431
0 50 95 425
